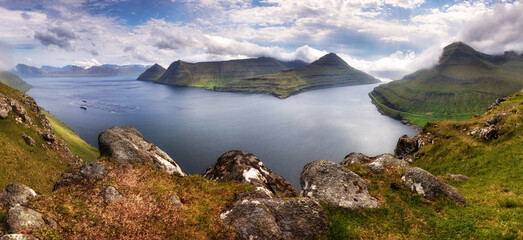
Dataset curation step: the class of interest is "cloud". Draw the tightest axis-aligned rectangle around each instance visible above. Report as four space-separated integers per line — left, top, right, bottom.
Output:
0 40 13 71
73 58 100 68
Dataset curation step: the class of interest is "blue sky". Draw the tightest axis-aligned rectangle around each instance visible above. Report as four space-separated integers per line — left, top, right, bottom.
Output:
0 0 521 79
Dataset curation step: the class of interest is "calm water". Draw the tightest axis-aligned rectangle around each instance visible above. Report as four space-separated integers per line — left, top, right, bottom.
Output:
25 76 417 187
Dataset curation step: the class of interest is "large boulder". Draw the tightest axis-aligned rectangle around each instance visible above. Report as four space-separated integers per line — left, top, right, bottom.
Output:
0 183 38 210
53 162 107 191
221 198 327 240
402 167 466 203
300 160 380 209
203 150 298 198
0 94 11 119
339 152 371 167
394 134 418 158
99 186 124 203
366 154 410 174
468 125 497 140
98 126 185 176
6 205 46 232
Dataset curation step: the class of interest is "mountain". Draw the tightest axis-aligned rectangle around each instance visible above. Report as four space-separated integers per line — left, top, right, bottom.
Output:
13 64 149 77
40 65 73 72
137 63 166 81
0 72 31 92
369 42 523 126
215 53 380 98
150 57 305 88
13 64 46 77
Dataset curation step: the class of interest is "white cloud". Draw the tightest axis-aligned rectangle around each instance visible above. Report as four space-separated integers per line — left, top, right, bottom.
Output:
73 58 100 68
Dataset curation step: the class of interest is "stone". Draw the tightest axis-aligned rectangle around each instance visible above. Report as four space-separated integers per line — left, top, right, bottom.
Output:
99 186 124 203
447 173 469 181
339 152 371 167
402 167 466 203
203 150 298 198
394 134 418 158
170 194 183 207
468 125 497 140
6 205 46 232
0 94 11 119
0 234 38 240
300 160 380 209
21 133 36 147
0 183 38 210
221 198 327 240
53 162 107 191
98 126 185 176
42 131 56 142
9 99 26 116
366 154 410 174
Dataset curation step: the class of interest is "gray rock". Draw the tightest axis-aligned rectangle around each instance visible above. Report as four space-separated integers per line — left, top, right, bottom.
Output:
21 133 36 147
6 205 46 232
0 234 38 240
170 194 183 207
221 198 327 240
53 162 107 191
41 131 55 142
203 150 298 198
394 134 418 158
300 160 380 209
366 154 410 174
99 186 124 203
98 126 185 176
468 125 497 140
0 183 38 210
339 152 371 167
9 99 26 116
0 94 11 119
447 173 469 181
402 167 466 203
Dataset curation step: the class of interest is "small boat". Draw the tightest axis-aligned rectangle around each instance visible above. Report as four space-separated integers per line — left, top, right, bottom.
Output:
82 100 87 103
80 105 87 110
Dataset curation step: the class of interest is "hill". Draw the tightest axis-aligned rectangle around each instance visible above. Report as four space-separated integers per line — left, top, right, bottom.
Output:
13 64 148 77
215 53 380 98
369 42 523 126
150 57 306 88
0 72 31 92
137 63 166 81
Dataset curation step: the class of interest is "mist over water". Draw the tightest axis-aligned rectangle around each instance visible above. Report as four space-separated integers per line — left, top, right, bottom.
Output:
25 76 418 188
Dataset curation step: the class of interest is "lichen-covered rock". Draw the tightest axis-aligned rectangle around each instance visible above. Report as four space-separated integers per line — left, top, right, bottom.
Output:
468 125 497 140
221 198 327 240
6 205 46 232
394 134 418 158
41 131 56 142
339 152 371 167
21 133 36 147
98 126 185 176
99 186 124 203
0 94 11 119
447 173 469 181
366 154 410 174
53 162 107 191
0 183 38 210
203 150 298 198
402 167 466 203
300 160 380 209
0 234 38 240
170 194 183 207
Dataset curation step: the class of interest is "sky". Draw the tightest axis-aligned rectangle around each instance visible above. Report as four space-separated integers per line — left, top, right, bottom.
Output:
0 0 521 80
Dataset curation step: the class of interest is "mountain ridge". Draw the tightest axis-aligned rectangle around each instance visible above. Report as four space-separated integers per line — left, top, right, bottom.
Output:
13 64 149 77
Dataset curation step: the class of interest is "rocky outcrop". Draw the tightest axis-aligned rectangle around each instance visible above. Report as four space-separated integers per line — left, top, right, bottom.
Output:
1 234 38 240
0 94 11 119
0 183 38 210
53 162 107 191
203 150 298 198
98 126 185 176
301 160 380 209
366 154 410 174
339 152 371 167
99 186 124 203
468 125 497 140
6 205 46 232
21 133 36 146
402 167 466 203
394 134 418 159
221 198 327 240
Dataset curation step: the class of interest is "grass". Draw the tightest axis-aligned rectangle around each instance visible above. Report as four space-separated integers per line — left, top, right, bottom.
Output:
43 111 99 162
322 91 523 239
0 72 31 92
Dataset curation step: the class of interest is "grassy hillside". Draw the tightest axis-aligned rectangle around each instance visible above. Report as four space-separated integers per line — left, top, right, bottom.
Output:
370 42 523 127
137 63 166 81
0 71 31 92
325 91 522 239
215 53 380 98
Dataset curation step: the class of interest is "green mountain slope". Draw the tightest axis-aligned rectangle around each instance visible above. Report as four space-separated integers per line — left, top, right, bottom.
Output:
215 53 380 98
0 71 31 92
370 42 523 126
137 63 166 81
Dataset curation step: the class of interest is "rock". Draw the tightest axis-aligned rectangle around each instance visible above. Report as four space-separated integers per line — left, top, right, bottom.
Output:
0 183 38 209
0 234 38 240
6 205 46 232
366 154 410 174
42 131 56 142
300 160 380 209
21 133 36 147
447 173 469 181
402 167 466 203
203 150 298 198
0 94 11 119
98 126 185 176
394 134 418 158
221 198 327 240
53 162 107 191
483 117 497 126
339 152 371 167
9 99 26 116
468 125 497 140
170 194 183 207
99 186 124 203
488 97 506 110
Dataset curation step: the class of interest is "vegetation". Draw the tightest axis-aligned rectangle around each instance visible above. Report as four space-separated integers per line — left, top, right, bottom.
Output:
324 90 522 239
370 42 523 127
0 71 31 92
137 63 166 81
44 111 99 162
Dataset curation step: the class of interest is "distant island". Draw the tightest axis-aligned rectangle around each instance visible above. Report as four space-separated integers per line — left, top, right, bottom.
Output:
13 64 149 77
138 53 380 98
369 42 523 126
